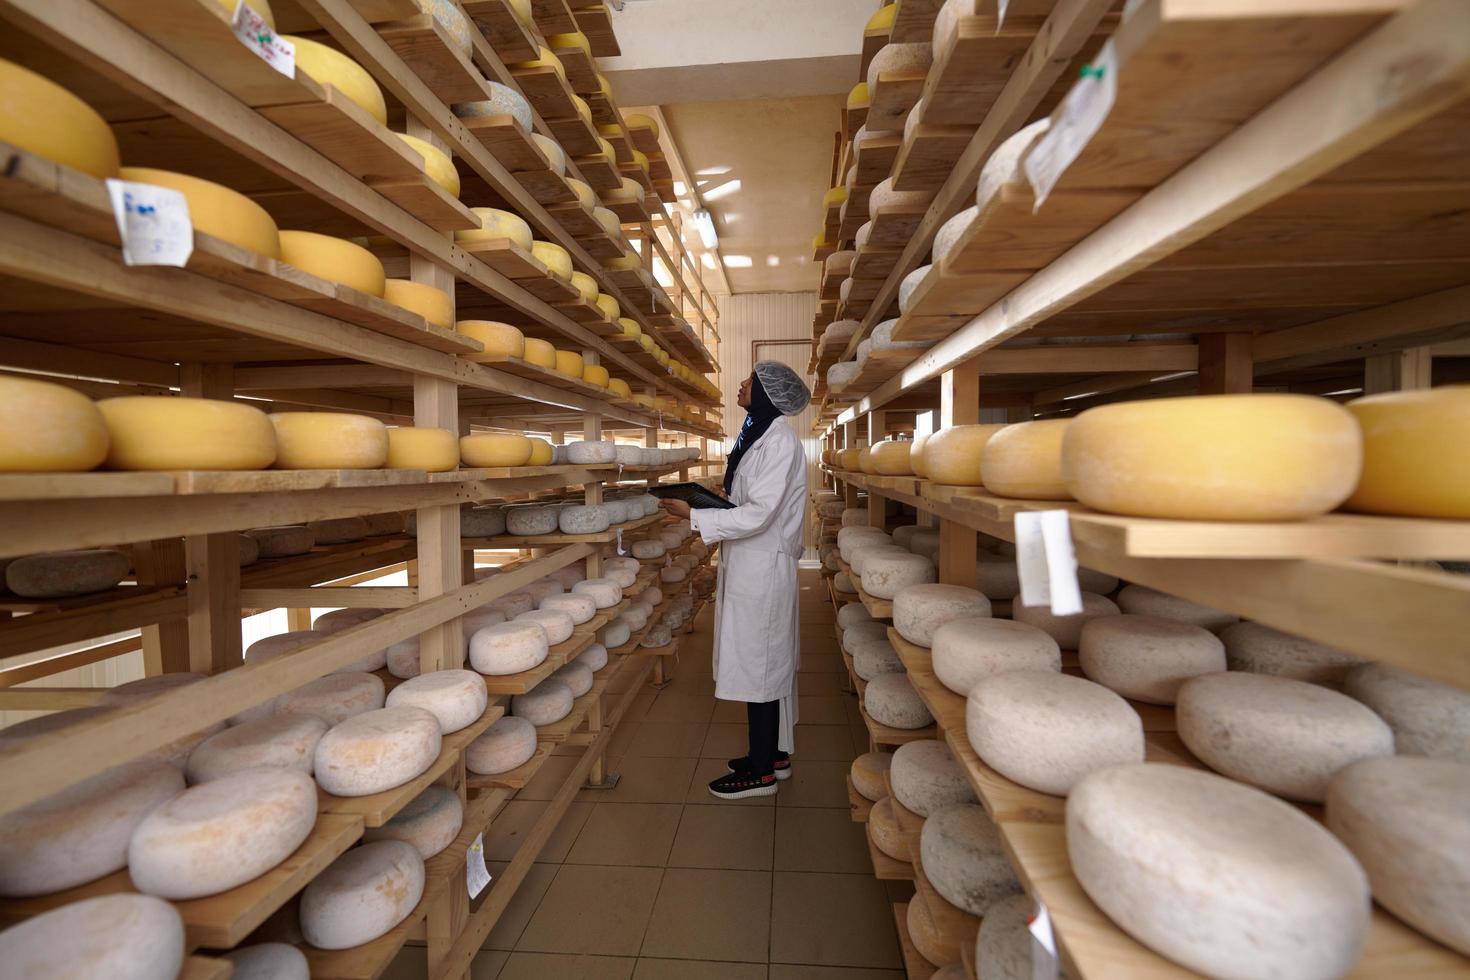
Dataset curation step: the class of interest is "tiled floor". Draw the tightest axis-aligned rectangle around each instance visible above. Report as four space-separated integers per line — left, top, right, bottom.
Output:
386 569 906 979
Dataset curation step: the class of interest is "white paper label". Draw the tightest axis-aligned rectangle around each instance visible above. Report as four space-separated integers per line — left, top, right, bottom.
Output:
1023 40 1118 209
996 0 1010 31
615 528 625 555
1014 511 1083 616
232 1 296 77
105 180 193 267
466 834 492 898
1028 902 1060 980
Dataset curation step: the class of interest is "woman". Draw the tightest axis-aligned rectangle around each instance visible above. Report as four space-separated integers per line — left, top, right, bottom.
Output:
659 361 811 799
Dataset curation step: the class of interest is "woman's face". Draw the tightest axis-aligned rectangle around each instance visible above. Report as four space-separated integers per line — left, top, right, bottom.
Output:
737 374 753 408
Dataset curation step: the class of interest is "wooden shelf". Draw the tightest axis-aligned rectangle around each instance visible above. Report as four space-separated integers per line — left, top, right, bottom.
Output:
461 511 663 548
893 901 939 980
533 679 606 742
466 741 555 791
910 842 981 965
867 822 915 881
462 0 542 63
301 890 429 980
572 3 621 57
378 12 496 105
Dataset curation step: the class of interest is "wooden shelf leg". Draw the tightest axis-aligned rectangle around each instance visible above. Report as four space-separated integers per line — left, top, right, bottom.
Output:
135 538 190 675
938 363 980 589
1199 333 1253 394
867 410 887 530
180 363 242 672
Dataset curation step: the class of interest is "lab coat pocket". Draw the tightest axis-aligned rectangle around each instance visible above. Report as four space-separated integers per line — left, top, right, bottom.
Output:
722 543 777 601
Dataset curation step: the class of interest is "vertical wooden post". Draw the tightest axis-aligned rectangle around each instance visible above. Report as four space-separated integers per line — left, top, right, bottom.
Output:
583 352 604 582
135 538 190 675
413 380 463 674
914 410 936 528
938 362 979 589
180 363 242 672
866 410 887 530
1199 333 1253 394
841 420 861 508
1365 347 1432 394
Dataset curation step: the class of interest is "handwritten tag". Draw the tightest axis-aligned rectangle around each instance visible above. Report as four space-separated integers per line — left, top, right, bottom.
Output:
105 180 193 267
1015 511 1083 616
232 1 295 77
1028 901 1060 980
1023 39 1118 209
466 834 492 898
615 528 625 555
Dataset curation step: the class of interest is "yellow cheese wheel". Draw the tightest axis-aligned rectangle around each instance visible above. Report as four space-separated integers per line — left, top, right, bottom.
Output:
270 413 388 469
1062 394 1362 521
514 47 567 83
456 208 532 250
118 168 279 257
837 447 862 470
981 420 1071 500
625 113 659 139
570 271 598 303
460 433 533 468
530 133 566 175
278 231 385 296
597 122 621 140
632 393 655 409
617 317 641 339
592 207 621 238
286 36 386 125
597 74 613 101
922 424 1008 486
526 437 553 466
383 279 453 330
655 349 670 366
847 81 871 110
583 364 610 388
386 427 457 471
554 350 585 378
631 149 650 174
97 397 275 470
823 186 848 207
858 447 875 473
1344 387 1467 518
607 378 632 399
547 31 592 56
213 0 274 26
910 433 930 478
618 177 645 201
867 3 896 30
594 135 616 163
530 241 572 280
607 253 641 271
870 439 913 475
572 96 593 126
395 134 460 197
523 337 556 369
638 335 656 352
594 294 619 320
0 60 119 179
456 320 524 358
566 178 595 210
0 377 109 472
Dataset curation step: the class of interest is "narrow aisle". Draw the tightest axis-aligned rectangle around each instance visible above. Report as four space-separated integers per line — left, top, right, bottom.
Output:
466 568 906 979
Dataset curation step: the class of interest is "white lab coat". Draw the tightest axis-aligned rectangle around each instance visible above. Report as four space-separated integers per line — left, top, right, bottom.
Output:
691 418 808 753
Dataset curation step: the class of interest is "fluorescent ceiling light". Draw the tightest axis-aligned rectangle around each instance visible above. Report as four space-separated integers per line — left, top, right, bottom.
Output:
724 255 753 268
691 208 719 249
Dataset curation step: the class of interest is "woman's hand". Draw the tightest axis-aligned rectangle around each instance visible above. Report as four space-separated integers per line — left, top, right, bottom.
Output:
713 486 728 500
659 498 691 519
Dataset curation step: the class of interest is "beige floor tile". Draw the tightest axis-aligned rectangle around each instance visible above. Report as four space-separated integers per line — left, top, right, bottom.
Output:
544 801 595 862
669 675 717 697
633 960 766 980
773 808 873 874
796 696 850 726
483 862 559 951
843 696 864 725
496 952 635 979
470 950 509 980
644 694 718 724
799 654 844 674
768 967 903 980
686 758 776 806
516 865 663 956
667 803 775 871
794 672 846 696
517 755 581 801
711 699 747 723
624 722 710 758
578 755 698 804
608 720 642 758
484 800 593 864
769 872 903 969
623 692 658 724
640 868 772 962
792 725 855 762
566 803 683 867
700 723 750 759
775 761 854 809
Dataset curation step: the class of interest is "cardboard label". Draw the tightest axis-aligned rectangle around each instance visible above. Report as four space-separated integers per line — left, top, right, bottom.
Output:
105 180 193 267
1028 902 1060 980
1015 510 1083 616
1023 40 1118 209
466 834 492 898
232 0 296 77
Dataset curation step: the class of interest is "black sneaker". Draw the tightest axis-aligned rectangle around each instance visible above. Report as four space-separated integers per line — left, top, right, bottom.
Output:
726 754 792 780
708 770 778 800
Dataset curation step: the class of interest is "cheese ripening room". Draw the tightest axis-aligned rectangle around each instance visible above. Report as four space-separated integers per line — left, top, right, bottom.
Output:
0 0 1467 979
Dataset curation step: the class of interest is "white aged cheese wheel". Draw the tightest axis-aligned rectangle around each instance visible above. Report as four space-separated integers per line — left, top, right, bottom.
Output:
577 642 608 672
5 549 128 598
566 439 617 464
118 167 280 257
840 506 870 527
599 617 632 649
0 59 119 177
384 635 427 679
128 768 316 899
300 840 425 950
1062 394 1362 520
270 412 387 469
365 512 404 535
641 622 673 647
461 604 505 639
975 894 1044 980
513 678 575 725
540 592 597 625
851 751 894 802
489 592 536 618
842 620 888 655
853 636 905 681
573 577 622 608
314 706 442 797
247 524 315 557
1116 584 1237 632
551 660 594 697
850 543 907 577
505 504 557 535
383 279 453 330
981 420 1071 499
968 670 1143 796
866 40 932 91
462 505 507 537
456 206 533 249
0 893 184 980
97 396 277 471
457 319 524 358
515 608 574 646
833 572 858 594
1345 387 1470 518
861 552 935 599
521 579 563 604
363 785 462 859
274 672 386 727
974 554 1022 600
921 804 1022 916
308 516 367 544
837 526 889 562
907 895 947 967
932 617 1060 696
660 565 687 584
658 529 684 550
287 35 386 123
313 608 384 635
224 943 310 980
868 797 908 861
1221 621 1362 689
1341 663 1469 762
1326 756 1470 956
934 204 979 263
908 527 941 562
466 715 538 774
0 760 183 897
0 376 109 472
279 230 385 296
631 540 665 559
386 669 487 734
1079 615 1226 705
245 629 319 666
837 602 874 630
559 504 610 534
890 739 976 818
1013 592 1119 650
460 433 533 468
1177 672 1393 803
1068 764 1370 979
185 713 328 783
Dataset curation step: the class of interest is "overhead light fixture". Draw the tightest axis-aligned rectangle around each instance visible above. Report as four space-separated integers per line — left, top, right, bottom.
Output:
691 208 719 249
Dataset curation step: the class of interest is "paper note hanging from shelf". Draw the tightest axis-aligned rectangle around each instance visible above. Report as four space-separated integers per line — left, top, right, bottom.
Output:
1023 40 1118 209
1015 510 1082 616
467 833 492 898
1028 901 1059 980
231 1 296 77
105 180 193 267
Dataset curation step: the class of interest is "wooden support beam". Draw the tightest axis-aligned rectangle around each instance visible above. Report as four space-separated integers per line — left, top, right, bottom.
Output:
1198 333 1253 394
181 362 243 673
867 410 888 530
133 538 190 675
937 362 979 588
1365 346 1433 393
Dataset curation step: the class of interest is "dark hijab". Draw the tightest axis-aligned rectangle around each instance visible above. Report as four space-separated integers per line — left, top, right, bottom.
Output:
724 372 781 495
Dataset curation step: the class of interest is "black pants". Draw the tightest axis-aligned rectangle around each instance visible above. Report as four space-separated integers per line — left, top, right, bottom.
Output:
747 699 781 777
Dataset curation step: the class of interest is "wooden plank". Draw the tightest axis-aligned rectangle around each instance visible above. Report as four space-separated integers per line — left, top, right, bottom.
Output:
893 902 938 979
466 741 555 790
531 0 577 34
868 69 929 132
464 0 541 63
572 3 621 57
480 629 596 694
892 0 945 43
867 822 916 880
378 12 495 104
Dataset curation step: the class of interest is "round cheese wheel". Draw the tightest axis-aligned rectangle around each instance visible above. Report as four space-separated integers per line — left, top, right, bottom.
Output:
1345 387 1470 518
119 167 279 256
908 528 941 562
584 362 611 387
386 669 487 734
274 672 386 726
932 617 1060 696
981 420 1071 499
279 230 384 296
540 592 597 625
975 894 1042 980
309 516 368 544
314 706 442 797
869 439 914 475
866 41 932 92
577 642 608 672
513 678 575 725
186 713 328 783
460 433 533 468
607 379 632 399
1326 756 1470 956
554 349 585 378
836 602 874 631
287 35 386 123
891 739 975 818
865 672 933 730
383 279 453 330
5 549 128 598
934 204 978 263
364 512 404 535
224 943 310 980
457 320 524 358
1341 663 1469 762
1221 621 1362 689
568 272 598 305
0 894 184 980
921 804 1022 916
245 629 320 666
559 504 610 534
384 635 425 679
363 785 462 859
861 552 935 599
128 767 316 899
851 751 893 802
527 437 554 465
489 591 536 618
386 427 457 471
844 623 890 658
852 636 905 681
395 133 460 197
456 207 533 249
522 337 557 368
467 715 538 774
0 59 119 177
247 524 314 556
300 840 425 950
1013 592 1120 651
837 526 889 561
1115 584 1237 633
530 132 567 175
315 606 384 633
1178 672 1393 802
968 670 1143 796
531 240 572 280
850 543 906 577
1068 764 1370 978
551 660 594 697
1078 615 1225 705
573 577 622 608
516 608 574 645
0 377 109 472
469 620 549 675
642 622 673 647
906 895 946 966
270 412 387 469
833 572 858 594
566 440 617 464
600 617 632 649
868 797 908 861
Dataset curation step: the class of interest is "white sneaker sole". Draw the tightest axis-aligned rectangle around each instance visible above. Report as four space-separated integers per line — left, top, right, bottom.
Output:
726 765 793 781
709 782 779 800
